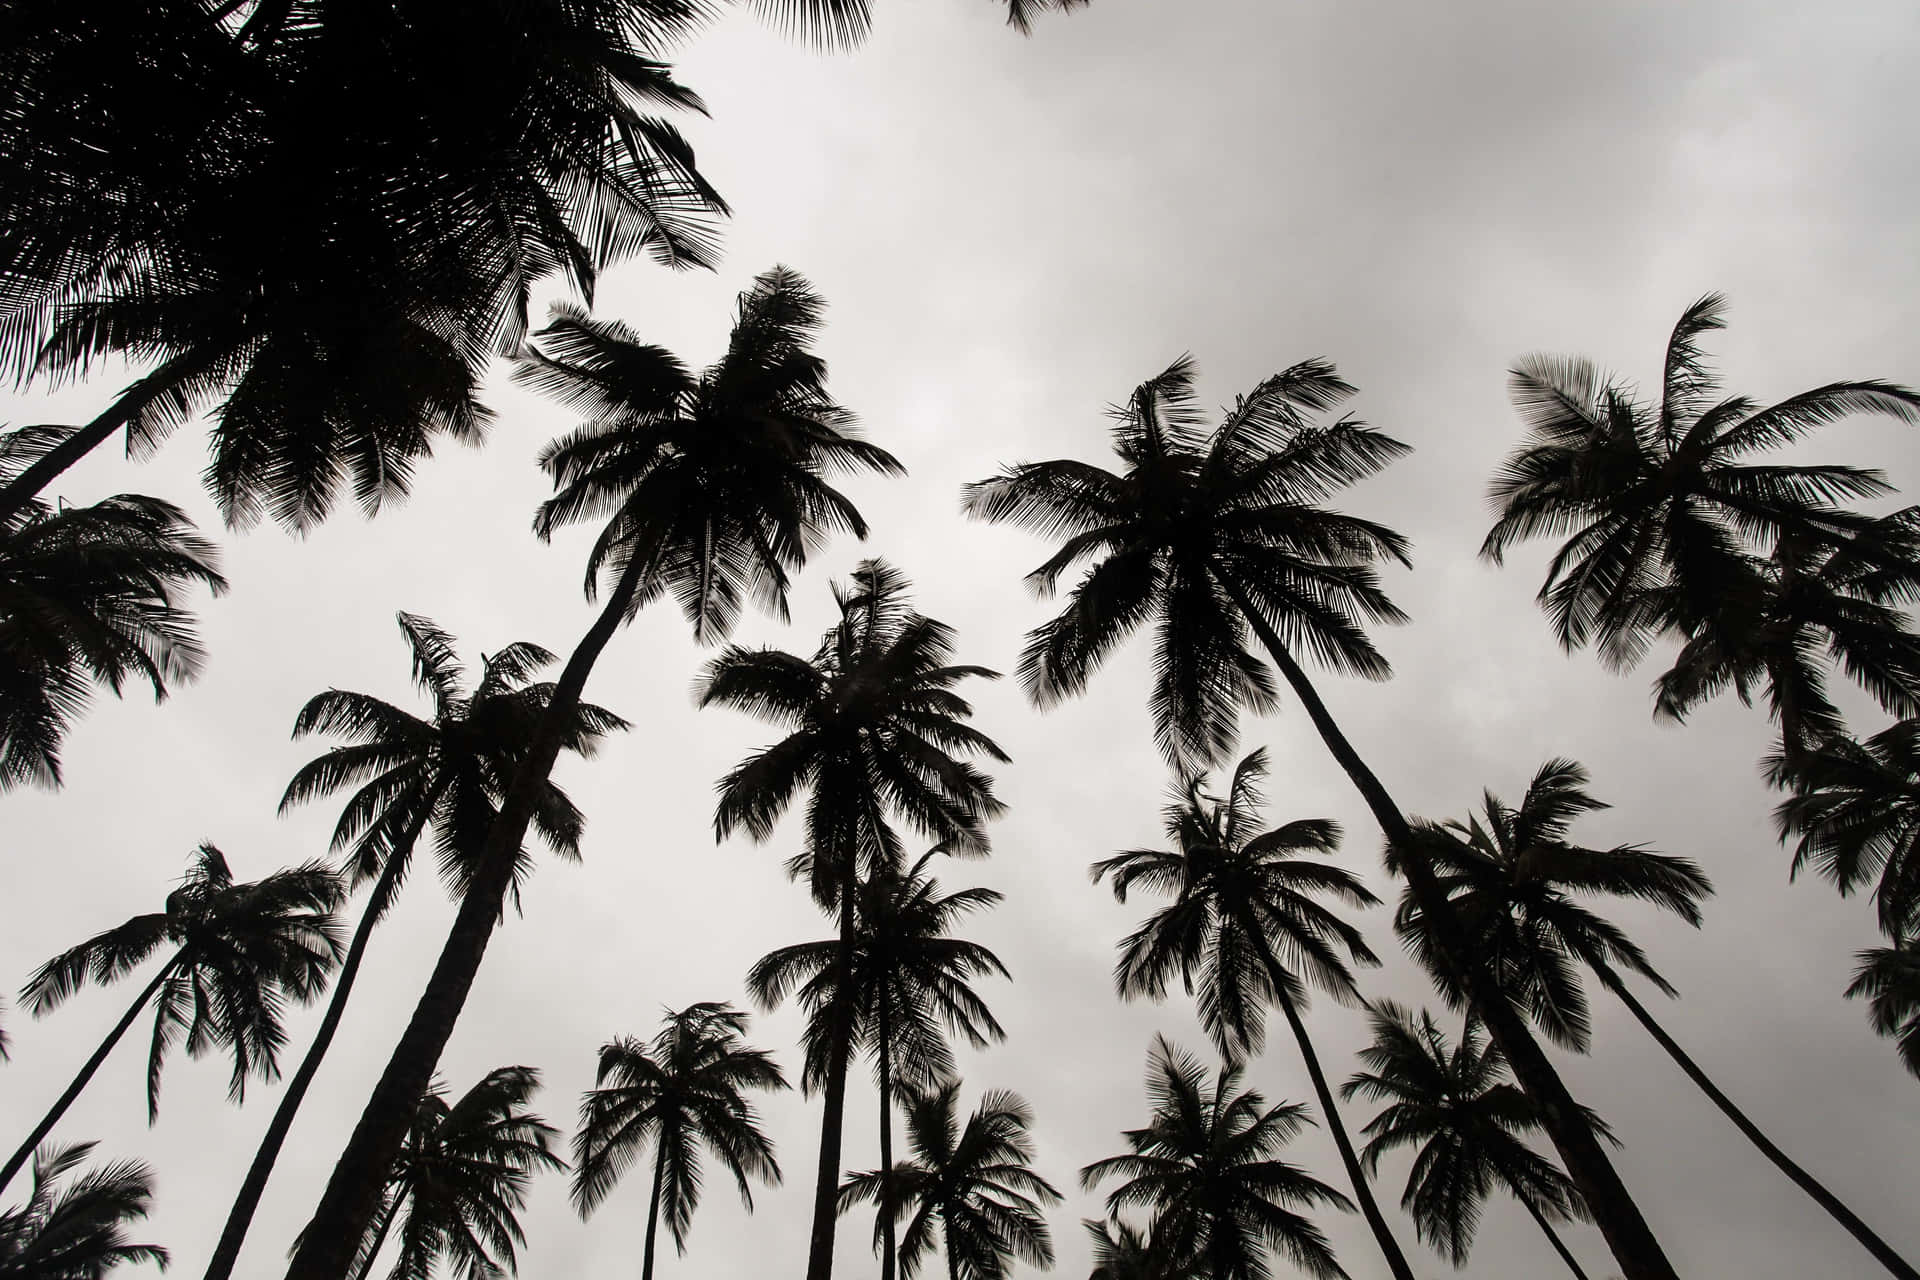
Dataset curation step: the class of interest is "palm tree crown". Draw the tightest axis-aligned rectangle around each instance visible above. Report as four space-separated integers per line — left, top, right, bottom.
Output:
1846 940 1920 1079
0 1143 166 1280
1082 1216 1201 1280
1770 718 1920 939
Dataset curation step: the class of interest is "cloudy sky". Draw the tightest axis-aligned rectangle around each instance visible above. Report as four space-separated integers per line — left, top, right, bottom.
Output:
6 1 1920 1277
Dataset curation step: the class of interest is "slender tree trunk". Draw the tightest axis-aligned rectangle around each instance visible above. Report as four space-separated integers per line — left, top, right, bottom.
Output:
285 552 653 1280
1602 969 1920 1280
877 996 896 1280
642 1141 666 1280
0 961 176 1194
204 811 430 1280
1257 948 1416 1280
1519 1194 1593 1280
804 892 859 1280
944 1214 960 1280
348 1192 399 1280
1224 581 1678 1280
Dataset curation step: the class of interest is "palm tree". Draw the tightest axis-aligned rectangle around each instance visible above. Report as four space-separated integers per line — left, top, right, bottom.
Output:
1 429 227 789
1846 939 1920 1079
346 1067 564 1280
202 616 625 1280
1091 749 1412 1280
1769 719 1920 939
840 1082 1061 1280
1401 758 1920 1280
0 1143 166 1279
1482 294 1920 711
288 268 897 1280
1341 1002 1593 1276
750 849 1009 1280
1082 1217 1200 1280
571 1003 788 1280
1080 1037 1351 1280
962 357 1673 1278
702 560 1006 1280
1 844 342 1194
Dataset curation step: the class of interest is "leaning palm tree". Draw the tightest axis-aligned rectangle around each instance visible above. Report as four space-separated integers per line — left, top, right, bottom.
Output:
840 1082 1061 1280
0 1143 166 1279
751 849 1008 1280
963 358 1672 1278
1341 1002 1593 1276
346 1067 564 1280
202 617 625 1280
1769 719 1920 940
1080 1037 1351 1280
1401 758 1919 1280
703 561 1006 1280
1 429 226 789
1082 1217 1201 1280
1091 749 1411 1280
1 844 342 1195
1847 940 1920 1079
288 268 898 1279
572 1003 788 1280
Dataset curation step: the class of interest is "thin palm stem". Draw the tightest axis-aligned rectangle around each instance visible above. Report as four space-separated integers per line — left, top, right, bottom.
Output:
1601 969 1919 1280
1222 577 1678 1280
0 961 177 1194
642 1138 665 1280
286 549 652 1280
805 892 860 1280
1520 1194 1593 1280
877 995 897 1280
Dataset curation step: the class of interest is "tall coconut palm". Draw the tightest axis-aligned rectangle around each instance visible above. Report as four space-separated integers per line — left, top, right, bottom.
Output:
963 358 1674 1278
1080 1037 1351 1280
702 561 1006 1280
1 429 226 789
1846 939 1920 1079
1082 1217 1201 1280
571 1003 788 1280
1401 758 1919 1280
202 616 625 1280
288 268 897 1280
1769 719 1920 939
1482 293 1920 684
0 1143 166 1279
1340 1002 1593 1276
344 1067 564 1280
840 1082 1061 1280
1 844 342 1194
750 849 1009 1280
1091 749 1410 1280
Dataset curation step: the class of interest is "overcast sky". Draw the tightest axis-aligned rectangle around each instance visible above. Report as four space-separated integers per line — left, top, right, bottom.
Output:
6 2 1920 1278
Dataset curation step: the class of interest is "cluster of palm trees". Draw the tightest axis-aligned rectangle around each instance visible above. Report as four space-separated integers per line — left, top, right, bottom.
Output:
4 4 1920 1280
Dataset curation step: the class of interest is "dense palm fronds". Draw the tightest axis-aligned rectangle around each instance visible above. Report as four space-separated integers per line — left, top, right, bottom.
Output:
572 1003 787 1280
1081 1037 1352 1280
0 1143 166 1280
1082 1216 1202 1280
1847 941 1920 1080
1770 720 1920 939
840 1082 1061 1280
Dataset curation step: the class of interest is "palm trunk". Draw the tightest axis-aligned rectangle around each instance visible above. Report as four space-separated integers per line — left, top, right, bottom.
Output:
0 960 177 1194
642 1140 666 1280
1519 1194 1593 1280
804 891 860 1280
203 809 431 1280
1224 581 1678 1280
285 551 653 1280
348 1192 400 1280
1601 968 1919 1280
877 996 896 1280
1255 946 1415 1280
944 1215 960 1280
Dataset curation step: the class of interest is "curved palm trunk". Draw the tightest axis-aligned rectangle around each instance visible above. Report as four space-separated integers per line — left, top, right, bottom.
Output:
1255 948 1415 1280
642 1140 666 1280
877 995 897 1280
805 893 860 1280
204 809 430 1280
1224 582 1678 1280
1518 1194 1593 1280
285 551 653 1280
1601 969 1920 1280
0 960 177 1194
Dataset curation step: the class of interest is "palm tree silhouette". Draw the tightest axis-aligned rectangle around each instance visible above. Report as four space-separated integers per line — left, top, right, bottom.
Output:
963 357 1672 1278
1341 1002 1594 1276
289 268 897 1279
702 560 1006 1280
1846 939 1920 1079
1401 758 1919 1280
203 616 625 1280
1 433 226 790
752 849 1009 1280
1770 720 1920 939
572 1003 788 1280
840 1081 1061 1280
344 1067 564 1280
0 1142 166 1279
1 844 342 1194
1081 1036 1351 1280
1082 1216 1201 1280
1090 748 1410 1278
